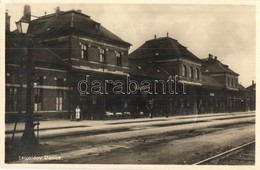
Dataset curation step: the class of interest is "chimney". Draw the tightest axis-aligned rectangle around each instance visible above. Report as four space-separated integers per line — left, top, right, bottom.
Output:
5 10 11 32
208 54 213 60
214 56 217 60
55 6 61 16
154 34 156 39
252 80 255 85
77 9 82 13
23 4 31 22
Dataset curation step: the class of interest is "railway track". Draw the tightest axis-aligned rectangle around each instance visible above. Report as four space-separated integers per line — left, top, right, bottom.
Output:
193 141 255 165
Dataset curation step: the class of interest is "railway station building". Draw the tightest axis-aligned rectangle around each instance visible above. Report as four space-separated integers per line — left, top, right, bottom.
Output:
5 5 251 122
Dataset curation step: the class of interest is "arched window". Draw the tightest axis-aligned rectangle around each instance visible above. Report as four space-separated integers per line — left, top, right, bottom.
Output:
182 65 187 77
189 67 193 78
235 78 238 87
196 68 200 80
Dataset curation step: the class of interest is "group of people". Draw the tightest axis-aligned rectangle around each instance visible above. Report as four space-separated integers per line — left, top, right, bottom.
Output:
72 99 160 121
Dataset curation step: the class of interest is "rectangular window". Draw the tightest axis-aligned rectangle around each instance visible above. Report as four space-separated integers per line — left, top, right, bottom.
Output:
7 74 16 84
57 78 64 87
80 43 88 60
99 48 106 63
189 67 193 78
11 87 17 95
56 90 63 111
179 98 184 108
56 78 64 111
234 80 237 87
182 65 187 77
6 87 19 111
92 96 97 104
195 68 200 80
116 51 122 66
56 97 62 111
34 88 43 111
35 76 44 86
13 100 18 111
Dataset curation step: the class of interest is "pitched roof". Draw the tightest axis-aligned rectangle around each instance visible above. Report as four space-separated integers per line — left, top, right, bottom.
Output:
31 40 68 67
128 37 202 63
238 83 248 92
27 10 131 46
246 83 256 91
128 59 170 79
201 75 224 89
202 57 239 76
6 33 68 68
6 32 25 65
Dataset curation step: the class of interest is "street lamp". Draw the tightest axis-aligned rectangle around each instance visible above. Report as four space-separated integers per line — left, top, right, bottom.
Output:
15 19 38 145
15 19 29 34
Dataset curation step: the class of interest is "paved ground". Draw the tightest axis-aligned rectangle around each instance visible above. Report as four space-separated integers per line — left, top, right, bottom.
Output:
5 111 255 140
5 111 255 164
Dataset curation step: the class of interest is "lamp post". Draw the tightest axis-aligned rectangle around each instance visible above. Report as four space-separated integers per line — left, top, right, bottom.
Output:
16 19 38 145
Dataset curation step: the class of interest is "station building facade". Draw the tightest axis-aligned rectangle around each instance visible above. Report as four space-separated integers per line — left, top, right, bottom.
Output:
5 6 251 122
128 37 249 116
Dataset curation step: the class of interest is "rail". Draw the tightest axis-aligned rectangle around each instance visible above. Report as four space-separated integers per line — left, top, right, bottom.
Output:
193 141 255 165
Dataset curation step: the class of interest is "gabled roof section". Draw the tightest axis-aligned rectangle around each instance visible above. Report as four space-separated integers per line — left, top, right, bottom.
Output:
202 56 239 76
27 10 131 47
129 37 202 63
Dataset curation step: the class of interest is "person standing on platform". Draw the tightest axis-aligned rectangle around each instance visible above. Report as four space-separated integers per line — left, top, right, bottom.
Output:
75 106 81 121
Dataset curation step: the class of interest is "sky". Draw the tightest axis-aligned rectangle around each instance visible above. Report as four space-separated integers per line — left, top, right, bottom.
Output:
5 3 256 87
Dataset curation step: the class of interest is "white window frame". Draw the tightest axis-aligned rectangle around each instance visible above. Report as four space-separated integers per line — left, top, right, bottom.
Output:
80 43 88 60
99 48 106 63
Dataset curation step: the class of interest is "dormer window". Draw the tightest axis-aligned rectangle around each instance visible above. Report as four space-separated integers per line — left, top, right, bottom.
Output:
93 23 100 30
